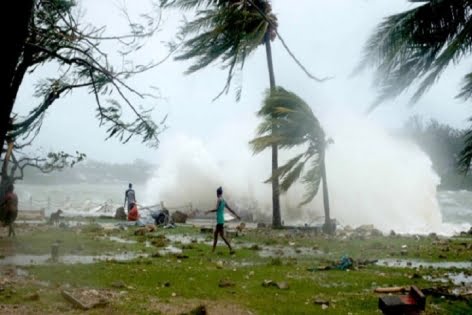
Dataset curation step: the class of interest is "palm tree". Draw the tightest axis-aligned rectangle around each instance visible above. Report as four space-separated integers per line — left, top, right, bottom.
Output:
161 0 283 226
359 0 472 170
250 87 333 233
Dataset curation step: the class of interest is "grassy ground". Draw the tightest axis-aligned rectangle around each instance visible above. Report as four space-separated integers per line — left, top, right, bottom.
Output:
0 221 470 314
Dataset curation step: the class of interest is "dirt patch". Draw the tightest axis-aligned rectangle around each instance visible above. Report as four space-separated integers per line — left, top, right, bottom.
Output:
148 298 253 315
0 304 37 315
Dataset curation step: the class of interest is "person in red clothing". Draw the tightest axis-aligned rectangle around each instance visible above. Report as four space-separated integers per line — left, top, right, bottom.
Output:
127 202 139 221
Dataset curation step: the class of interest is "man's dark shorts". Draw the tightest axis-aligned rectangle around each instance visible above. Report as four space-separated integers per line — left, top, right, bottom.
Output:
216 223 224 233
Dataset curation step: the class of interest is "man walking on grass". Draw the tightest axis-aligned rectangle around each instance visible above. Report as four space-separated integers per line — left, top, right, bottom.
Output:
206 186 240 254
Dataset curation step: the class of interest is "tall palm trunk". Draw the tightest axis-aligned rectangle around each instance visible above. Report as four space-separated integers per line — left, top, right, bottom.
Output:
320 148 333 234
0 0 35 159
264 32 281 228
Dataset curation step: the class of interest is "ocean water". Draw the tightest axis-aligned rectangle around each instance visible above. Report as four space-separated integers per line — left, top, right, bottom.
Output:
14 183 472 235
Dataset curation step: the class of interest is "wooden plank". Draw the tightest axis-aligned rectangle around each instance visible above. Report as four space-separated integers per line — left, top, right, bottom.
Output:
374 286 406 293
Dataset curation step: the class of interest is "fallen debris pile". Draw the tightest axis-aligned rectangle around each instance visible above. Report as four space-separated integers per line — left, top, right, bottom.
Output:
62 289 110 310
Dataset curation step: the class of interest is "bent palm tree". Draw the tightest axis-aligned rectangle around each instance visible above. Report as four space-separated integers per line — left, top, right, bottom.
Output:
161 0 283 226
250 87 333 233
359 0 472 170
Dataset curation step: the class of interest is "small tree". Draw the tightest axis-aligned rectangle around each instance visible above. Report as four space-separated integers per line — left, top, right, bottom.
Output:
1 0 172 160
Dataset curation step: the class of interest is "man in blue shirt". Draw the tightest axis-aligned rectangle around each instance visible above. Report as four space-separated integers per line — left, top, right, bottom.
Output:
206 186 240 254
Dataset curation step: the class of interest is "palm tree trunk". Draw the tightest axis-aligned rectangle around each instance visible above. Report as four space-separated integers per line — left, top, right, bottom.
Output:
264 32 281 228
321 149 332 234
0 0 34 159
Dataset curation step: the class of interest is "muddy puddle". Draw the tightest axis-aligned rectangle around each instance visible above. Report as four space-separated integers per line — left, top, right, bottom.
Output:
158 245 183 255
105 236 137 244
424 272 472 286
376 259 472 269
166 234 206 244
0 252 148 266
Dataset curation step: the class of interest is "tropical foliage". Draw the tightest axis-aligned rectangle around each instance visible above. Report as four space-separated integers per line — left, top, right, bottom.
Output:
360 0 472 171
161 0 277 99
250 87 327 206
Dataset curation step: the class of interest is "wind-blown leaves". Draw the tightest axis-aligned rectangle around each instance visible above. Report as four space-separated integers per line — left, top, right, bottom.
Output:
250 87 326 206
360 0 472 107
162 0 277 100
360 0 472 172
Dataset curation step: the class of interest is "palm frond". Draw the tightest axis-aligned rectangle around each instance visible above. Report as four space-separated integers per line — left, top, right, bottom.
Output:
263 153 304 183
249 134 286 153
250 86 326 200
279 162 305 192
458 71 472 99
168 0 276 100
359 0 472 106
160 0 217 10
458 116 472 173
299 159 323 206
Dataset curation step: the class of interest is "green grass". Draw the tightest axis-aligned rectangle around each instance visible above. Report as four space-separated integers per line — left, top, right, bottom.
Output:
0 222 470 314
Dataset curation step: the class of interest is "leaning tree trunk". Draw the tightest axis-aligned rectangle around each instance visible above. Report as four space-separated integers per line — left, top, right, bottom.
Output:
264 32 281 229
320 148 333 234
0 141 14 202
0 0 35 159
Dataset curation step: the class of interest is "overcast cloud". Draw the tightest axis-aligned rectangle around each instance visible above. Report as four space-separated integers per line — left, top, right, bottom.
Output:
13 0 472 163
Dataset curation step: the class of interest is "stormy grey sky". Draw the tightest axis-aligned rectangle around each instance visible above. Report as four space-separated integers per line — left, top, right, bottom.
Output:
14 0 472 163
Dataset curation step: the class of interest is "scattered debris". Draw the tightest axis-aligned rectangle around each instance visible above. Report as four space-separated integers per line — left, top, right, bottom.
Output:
150 235 169 247
410 273 422 279
378 286 425 315
423 286 472 301
111 281 126 289
374 287 407 294
134 225 156 236
175 254 189 259
313 298 329 306
218 279 235 288
236 222 246 233
62 290 99 310
336 256 353 270
184 305 207 315
248 244 261 251
51 242 59 262
357 259 378 268
171 211 188 224
114 207 127 220
25 292 40 301
262 280 289 290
